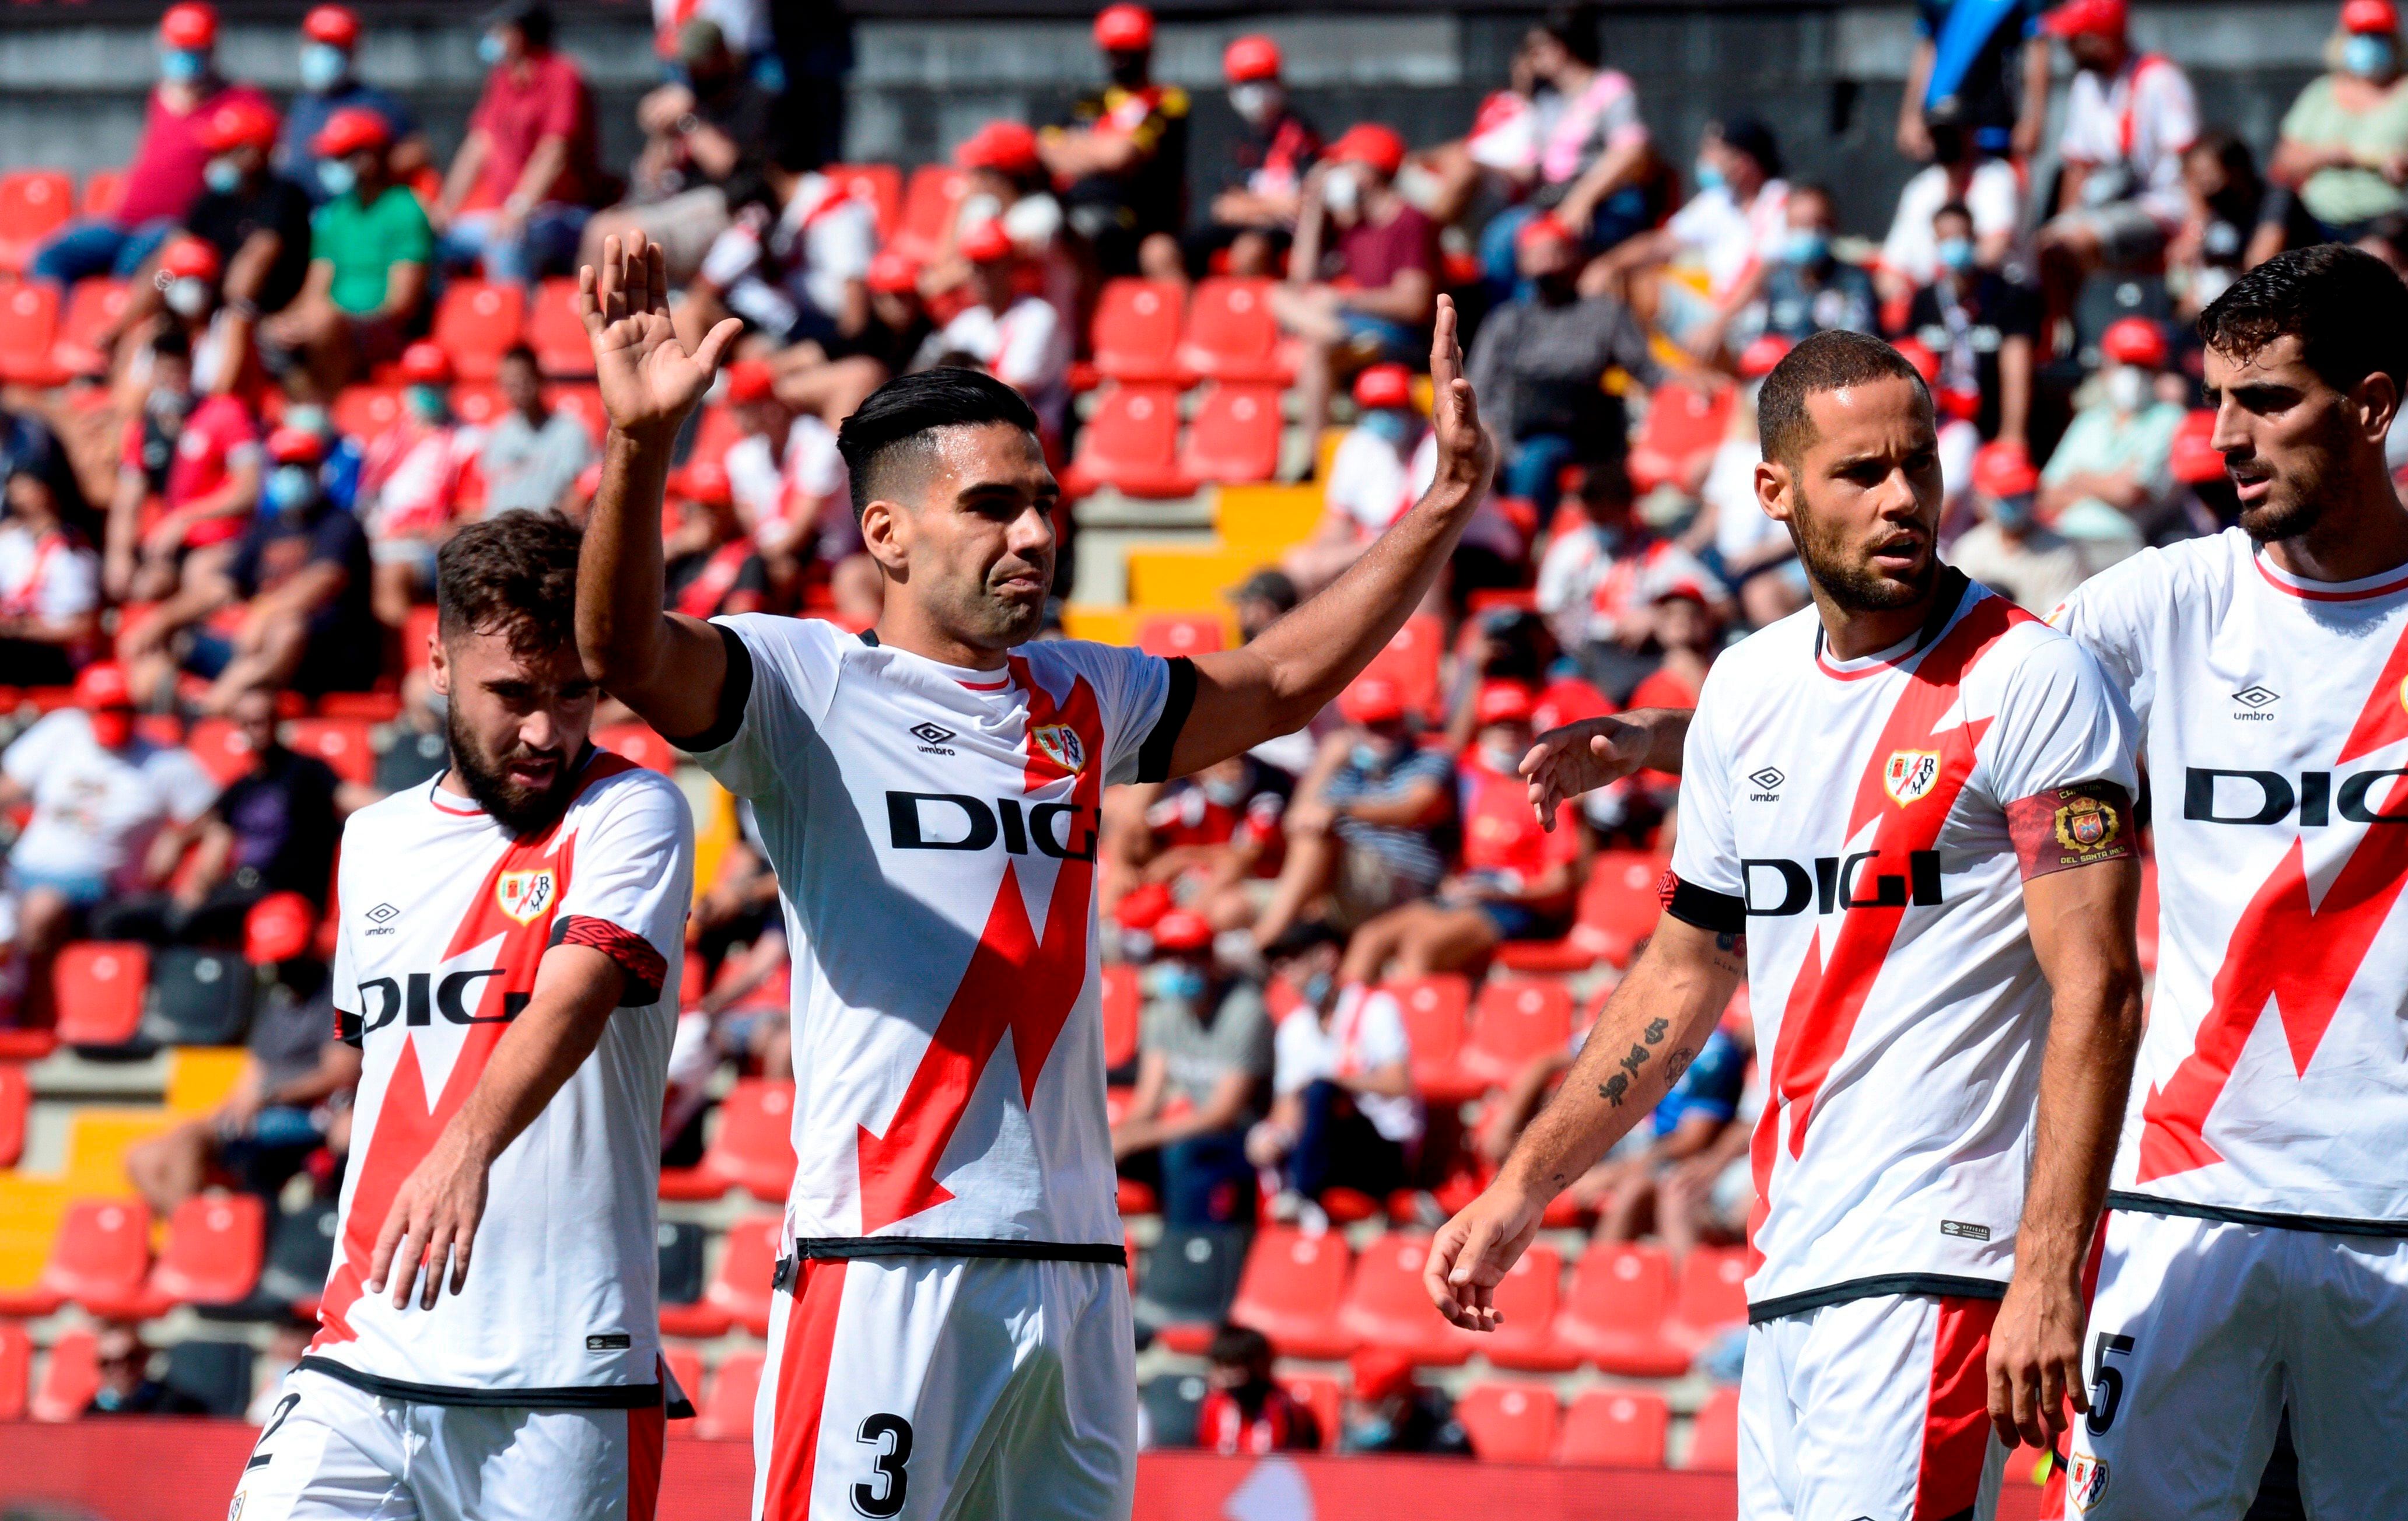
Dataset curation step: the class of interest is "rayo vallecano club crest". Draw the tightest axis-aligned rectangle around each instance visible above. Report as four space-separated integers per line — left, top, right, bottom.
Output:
496 868 556 925
2068 1453 2109 1511
1884 749 1941 807
1031 723 1086 773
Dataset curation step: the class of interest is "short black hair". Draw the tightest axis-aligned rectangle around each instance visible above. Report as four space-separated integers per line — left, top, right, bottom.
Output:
1535 3 1604 67
1716 117 1783 181
836 367 1041 518
1758 329 1930 472
151 327 191 362
498 1 554 50
2198 242 2408 397
437 509 582 656
499 343 539 372
1932 199 1973 229
1206 1323 1274 1370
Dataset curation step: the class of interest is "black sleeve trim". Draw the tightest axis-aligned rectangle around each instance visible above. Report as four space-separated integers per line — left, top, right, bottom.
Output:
1746 1272 2007 1325
1134 656 1198 784
2108 1190 2408 1239
1658 870 1745 935
660 621 753 754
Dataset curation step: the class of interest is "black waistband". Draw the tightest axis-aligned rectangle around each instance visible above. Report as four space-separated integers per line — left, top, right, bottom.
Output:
775 1237 1128 1288
1747 1271 2007 1326
298 1356 688 1415
2107 1190 2408 1239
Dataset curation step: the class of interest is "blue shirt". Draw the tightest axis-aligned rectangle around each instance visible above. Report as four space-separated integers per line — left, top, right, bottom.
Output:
1321 740 1455 890
279 82 419 205
1650 1027 1747 1138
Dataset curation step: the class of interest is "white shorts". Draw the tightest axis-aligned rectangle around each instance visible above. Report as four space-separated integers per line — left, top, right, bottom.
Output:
753 1252 1136 1520
228 1366 665 1521
1739 1293 2010 1521
2061 1207 2408 1519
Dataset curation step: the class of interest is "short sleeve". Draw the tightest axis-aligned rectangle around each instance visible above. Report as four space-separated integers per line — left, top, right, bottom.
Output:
1271 1011 1318 1095
1041 640 1177 786
681 614 849 798
2044 546 2163 727
384 192 434 267
538 66 586 141
1 712 66 788
1665 667 1744 907
555 772 695 1007
1969 163 2021 237
1357 991 1412 1070
1975 628 2141 821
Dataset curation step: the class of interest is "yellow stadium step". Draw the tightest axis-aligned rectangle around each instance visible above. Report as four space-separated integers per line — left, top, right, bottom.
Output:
166 1047 249 1115
1124 547 1274 612
61 1106 178 1200
691 780 740 906
1213 483 1324 556
1059 605 1139 647
0 1176 72 1291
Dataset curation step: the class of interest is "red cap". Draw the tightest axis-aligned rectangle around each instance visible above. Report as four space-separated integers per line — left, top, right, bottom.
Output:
245 892 318 965
1114 879 1174 931
2042 0 2126 37
1152 909 1213 953
397 341 452 384
160 2 217 50
1514 212 1577 253
2169 408 2225 484
867 251 919 295
1737 334 1792 380
1973 439 2039 497
159 235 222 282
956 120 1041 176
724 359 777 405
1653 578 1713 608
1338 674 1406 726
1352 362 1413 411
2345 0 2399 32
960 218 1015 265
1475 681 1536 727
265 426 326 465
195 96 279 153
2099 316 2167 369
1223 34 1282 84
1892 337 1941 385
1328 122 1408 178
1532 676 1612 734
313 105 391 159
1093 3 1153 51
75 661 134 710
1351 1347 1416 1403
303 3 360 47
674 458 733 506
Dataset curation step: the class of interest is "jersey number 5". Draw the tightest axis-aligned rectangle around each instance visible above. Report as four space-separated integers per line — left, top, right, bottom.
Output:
853 1413 914 1518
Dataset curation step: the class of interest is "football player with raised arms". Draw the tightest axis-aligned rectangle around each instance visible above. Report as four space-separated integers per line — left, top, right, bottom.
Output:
1431 330 2146 1521
572 230 1495 1519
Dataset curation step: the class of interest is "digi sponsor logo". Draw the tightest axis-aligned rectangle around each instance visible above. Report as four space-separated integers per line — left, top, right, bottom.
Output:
2232 685 2280 721
1741 850 1945 916
2183 767 2408 826
886 791 1099 861
2068 1454 2110 1511
1746 766 1784 800
1884 748 1942 807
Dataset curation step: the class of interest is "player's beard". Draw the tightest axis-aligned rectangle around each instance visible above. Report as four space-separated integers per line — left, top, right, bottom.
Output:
447 705 578 837
2234 421 2344 546
1787 490 1938 615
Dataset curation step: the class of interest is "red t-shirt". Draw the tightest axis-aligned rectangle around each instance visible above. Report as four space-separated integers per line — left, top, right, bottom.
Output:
469 52 600 209
1335 202 1439 292
1460 755 1581 880
117 82 275 229
121 395 258 548
1195 1386 1320 1456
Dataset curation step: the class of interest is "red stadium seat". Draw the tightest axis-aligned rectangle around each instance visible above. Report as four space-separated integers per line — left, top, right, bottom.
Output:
1627 380 1735 493
0 1323 27 1422
685 404 744 471
147 1191 266 1309
1682 1387 1741 1471
430 281 526 381
1280 1371 1343 1451
1385 975 1472 1101
706 1080 799 1202
1133 613 1224 660
284 717 376 786
331 384 402 441
449 381 507 427
1178 383 1282 487
1228 1227 1353 1359
695 1349 762 1441
184 717 258 787
0 282 63 384
1667 1246 1750 1351
33 1198 153 1318
1497 850 1669 975
52 942 149 1050
593 722 677 774
317 691 403 723
1177 278 1287 385
30 1326 98 1422
548 384 608 446
1089 278 1186 385
711 1214 782 1338
1559 1387 1670 1468
891 165 968 263
405 606 442 677
1457 1382 1559 1463
1358 614 1443 723
1554 1241 1689 1376
80 169 125 220
1469 1242 1577 1371
1059 384 1185 499
1336 1232 1464 1365
57 278 131 362
528 278 595 377
1101 963 1140 1071
0 170 74 272
824 164 902 240
0 1064 27 1169
661 1345 705 1412
1460 978 1574 1091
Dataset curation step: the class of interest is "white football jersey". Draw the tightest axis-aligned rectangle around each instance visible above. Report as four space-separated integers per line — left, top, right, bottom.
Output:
688 618 1182 1249
2053 530 2408 1229
304 753 693 1405
1668 572 2138 1317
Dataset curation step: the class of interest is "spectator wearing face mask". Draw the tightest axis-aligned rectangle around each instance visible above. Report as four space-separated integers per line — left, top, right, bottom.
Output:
1592 117 1790 363
2037 316 2180 558
718 358 855 598
1759 184 1880 342
1284 364 1429 594
1536 461 1729 703
2172 133 2281 317
1948 440 2108 615
1694 336 1812 629
933 122 1075 323
692 145 880 353
356 343 483 629
257 107 432 402
430 0 603 285
0 448 102 686
1902 201 2038 451
1881 99 2027 300
478 345 594 516
1517 5 1661 256
1111 910 1273 1226
1342 1349 1471 1456
917 222 1074 442
1041 3 1191 278
104 325 260 606
125 236 266 406
1250 923 1420 1225
279 5 428 206
1195 1326 1321 1455
2268 0 2408 243
85 1328 208 1418
1162 36 1322 283
662 460 770 621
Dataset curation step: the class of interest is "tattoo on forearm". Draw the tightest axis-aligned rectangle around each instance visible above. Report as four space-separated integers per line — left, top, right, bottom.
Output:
1665 1047 1698 1084
1712 931 1747 977
1600 1016 1678 1106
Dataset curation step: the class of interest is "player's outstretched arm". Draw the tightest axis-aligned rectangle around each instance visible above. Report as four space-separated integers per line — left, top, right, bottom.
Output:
366 945 625 1309
1520 708 1694 829
573 230 745 741
1423 916 1742 1329
1989 853 2144 1449
1166 295 1498 777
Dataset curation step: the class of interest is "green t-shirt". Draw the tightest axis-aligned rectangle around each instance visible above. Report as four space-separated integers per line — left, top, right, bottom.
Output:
311 185 432 316
2279 74 2408 228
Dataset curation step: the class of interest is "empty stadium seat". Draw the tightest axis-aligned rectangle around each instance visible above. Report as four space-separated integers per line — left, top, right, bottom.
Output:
670 1080 796 1203
594 721 677 774
1581 851 1670 969
1457 1382 1559 1463
1138 1224 1251 1352
1469 1242 1576 1372
1336 1232 1464 1365
691 1214 782 1338
0 1323 26 1422
1227 1227 1353 1359
0 1065 26 1169
1460 978 1574 1090
1280 1372 1343 1452
661 1345 705 1413
1553 1242 1689 1376
1386 975 1472 1101
890 166 967 263
1178 383 1283 487
1059 384 1185 499
429 280 526 381
1140 1371 1207 1448
1132 613 1224 660
57 278 131 362
695 1350 762 1441
0 170 73 271
1627 381 1735 493
332 384 402 440
1101 963 1141 1074
149 1192 267 1309
185 717 258 787
1559 1388 1671 1468
449 380 506 426
0 282 62 384
142 947 253 1047
255 1198 338 1315
1667 1245 1750 1350
1682 1387 1742 1471
528 278 595 376
317 691 404 723
1088 278 1186 385
823 163 902 239
31 1326 98 1422
52 942 149 1051
1177 278 1287 384
18 1197 153 1317
80 169 125 220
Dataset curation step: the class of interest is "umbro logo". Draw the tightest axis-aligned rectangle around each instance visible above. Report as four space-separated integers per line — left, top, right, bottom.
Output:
909 721 958 755
1748 766 1784 790
2233 685 2280 722
364 902 398 937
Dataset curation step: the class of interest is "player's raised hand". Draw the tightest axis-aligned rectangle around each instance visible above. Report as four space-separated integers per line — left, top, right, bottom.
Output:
1427 293 1497 503
1520 714 1652 828
578 230 741 441
1423 1179 1544 1331
366 1128 493 1311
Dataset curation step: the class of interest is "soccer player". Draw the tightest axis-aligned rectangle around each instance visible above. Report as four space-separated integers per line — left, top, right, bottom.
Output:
229 511 695 1521
1428 330 2145 1521
572 229 1493 1519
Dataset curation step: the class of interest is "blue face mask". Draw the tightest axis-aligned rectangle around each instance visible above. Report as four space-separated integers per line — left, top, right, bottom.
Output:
202 157 242 194
267 464 318 517
1150 962 1209 1004
1781 229 1830 267
1693 159 1726 193
1934 236 1975 272
405 384 449 423
1349 742 1387 772
160 47 206 84
1300 970 1334 1010
1991 490 2035 530
299 41 349 93
1359 409 1413 447
2346 33 2395 78
478 31 508 66
317 157 357 198
283 404 328 434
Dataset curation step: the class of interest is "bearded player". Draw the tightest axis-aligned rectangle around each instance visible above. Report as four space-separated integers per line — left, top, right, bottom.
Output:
572 230 1494 1519
1432 331 2145 1521
229 511 695 1521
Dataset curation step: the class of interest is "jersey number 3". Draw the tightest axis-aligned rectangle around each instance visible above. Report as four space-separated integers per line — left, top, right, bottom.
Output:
853 1413 914 1518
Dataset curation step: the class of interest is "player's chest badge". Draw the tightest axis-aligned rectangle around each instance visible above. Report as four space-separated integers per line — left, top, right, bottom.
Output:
1883 748 1942 807
1030 723 1087 774
496 868 556 924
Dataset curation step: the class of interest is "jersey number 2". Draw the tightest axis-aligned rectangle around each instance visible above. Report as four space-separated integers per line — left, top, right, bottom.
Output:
244 1392 301 1470
853 1413 914 1518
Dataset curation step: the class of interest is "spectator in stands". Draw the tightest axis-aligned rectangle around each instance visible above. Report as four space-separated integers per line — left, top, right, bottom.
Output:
663 460 770 619
1042 3 1191 278
120 428 377 712
1695 337 1812 629
1903 201 2038 450
1247 924 1421 1222
720 358 854 597
918 222 1074 442
373 669 450 794
2269 0 2408 247
134 236 264 403
430 0 601 285
1342 1348 1471 1456
2034 0 2199 319
1274 124 1441 441
1196 1325 1321 1455
1951 439 2102 611
357 344 482 628
1514 5 1659 255
104 326 259 605
936 124 1079 327
1284 364 1427 594
1592 118 1789 362
1111 910 1273 1226
1760 184 1880 341
2037 316 2178 555
1657 1063 1766 1264
478 345 594 515
1881 97 2027 300
30 3 272 288
0 450 102 686
1167 36 1321 282
0 664 218 1029
1105 755 1289 931
1625 582 1723 711
692 145 878 352
590 18 785 283
279 5 429 206
1536 461 1728 702
1226 566 1298 647
86 1327 209 1417
256 107 432 402
1898 0 2050 163
123 892 360 1215
2172 132 2274 315
1249 675 1454 952
1466 214 1662 516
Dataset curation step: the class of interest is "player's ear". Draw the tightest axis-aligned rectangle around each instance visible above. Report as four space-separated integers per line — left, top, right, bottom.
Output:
2356 370 2401 446
428 635 453 698
859 498 911 576
1755 458 1796 527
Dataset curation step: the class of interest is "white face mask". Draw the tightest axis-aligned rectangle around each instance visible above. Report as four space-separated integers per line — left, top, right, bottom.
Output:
164 276 211 318
1230 82 1280 125
2105 365 2151 414
1322 166 1361 214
